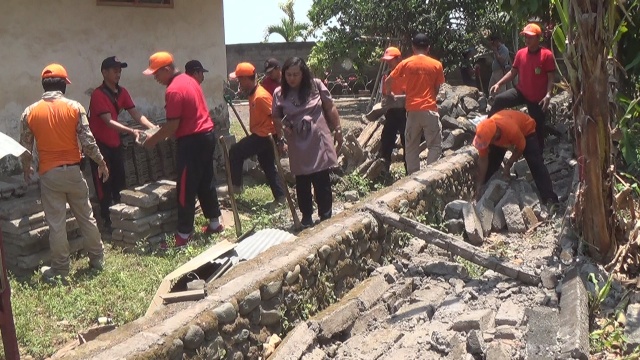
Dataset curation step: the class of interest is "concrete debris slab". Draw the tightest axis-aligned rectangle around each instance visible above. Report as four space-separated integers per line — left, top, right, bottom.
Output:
495 301 524 326
462 202 484 245
444 200 468 220
451 309 496 332
502 203 526 233
624 303 640 352
557 267 589 360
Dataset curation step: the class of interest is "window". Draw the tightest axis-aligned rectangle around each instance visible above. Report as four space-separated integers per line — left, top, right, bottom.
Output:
97 0 173 8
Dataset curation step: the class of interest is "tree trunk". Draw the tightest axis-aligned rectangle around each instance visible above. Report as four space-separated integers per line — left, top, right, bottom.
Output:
571 0 617 261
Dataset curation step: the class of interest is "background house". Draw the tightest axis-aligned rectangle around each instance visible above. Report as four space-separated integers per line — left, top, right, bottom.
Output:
0 0 228 163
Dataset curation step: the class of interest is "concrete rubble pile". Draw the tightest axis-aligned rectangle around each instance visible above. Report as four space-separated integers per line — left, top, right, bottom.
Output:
338 84 483 180
0 175 83 276
109 180 178 249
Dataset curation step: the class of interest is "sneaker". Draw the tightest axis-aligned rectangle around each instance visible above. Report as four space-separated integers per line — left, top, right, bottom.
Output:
202 223 224 235
161 233 192 249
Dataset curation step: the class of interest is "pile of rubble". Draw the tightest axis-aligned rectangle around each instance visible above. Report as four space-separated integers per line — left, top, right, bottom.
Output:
0 179 83 276
443 172 550 246
109 180 178 249
338 85 484 180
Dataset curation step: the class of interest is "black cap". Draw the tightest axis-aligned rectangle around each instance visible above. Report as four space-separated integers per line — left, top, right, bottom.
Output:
185 60 209 74
101 56 128 70
412 33 430 48
264 58 280 73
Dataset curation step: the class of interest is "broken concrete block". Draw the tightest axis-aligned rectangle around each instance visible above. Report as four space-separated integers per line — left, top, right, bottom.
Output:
120 190 160 209
466 329 486 355
513 159 531 179
444 200 468 220
495 301 524 326
625 303 640 351
480 179 508 204
475 198 495 236
462 203 484 246
443 129 471 151
451 309 495 332
492 189 516 231
515 181 539 208
521 206 539 229
502 203 526 233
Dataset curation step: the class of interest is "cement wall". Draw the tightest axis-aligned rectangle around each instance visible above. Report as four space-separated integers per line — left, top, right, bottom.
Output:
0 0 227 143
59 148 478 360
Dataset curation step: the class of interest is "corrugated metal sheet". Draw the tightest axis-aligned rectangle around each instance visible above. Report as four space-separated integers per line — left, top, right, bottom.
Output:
212 228 296 270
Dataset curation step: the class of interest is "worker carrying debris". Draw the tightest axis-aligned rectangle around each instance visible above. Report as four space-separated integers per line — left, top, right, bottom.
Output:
473 109 559 205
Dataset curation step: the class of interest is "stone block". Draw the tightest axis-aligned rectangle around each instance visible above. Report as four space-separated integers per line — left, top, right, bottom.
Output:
111 218 151 233
212 302 237 325
350 275 390 311
313 299 360 340
451 309 495 332
120 189 160 208
513 159 531 179
557 267 589 360
259 306 281 326
485 343 511 360
502 203 526 233
462 202 484 246
444 200 467 220
183 325 205 350
495 301 524 326
0 194 43 221
475 198 495 236
521 206 538 229
625 304 640 351
492 189 516 231
480 179 508 204
461 96 480 113
422 261 469 278
260 280 283 301
270 322 316 360
443 129 470 151
109 203 158 220
466 329 486 355
16 236 83 270
445 219 465 234
515 181 539 208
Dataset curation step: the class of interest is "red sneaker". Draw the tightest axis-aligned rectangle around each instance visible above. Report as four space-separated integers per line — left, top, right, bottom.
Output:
160 232 192 250
202 223 224 235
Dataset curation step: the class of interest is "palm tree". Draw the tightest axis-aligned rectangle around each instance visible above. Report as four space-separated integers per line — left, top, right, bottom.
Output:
264 0 310 42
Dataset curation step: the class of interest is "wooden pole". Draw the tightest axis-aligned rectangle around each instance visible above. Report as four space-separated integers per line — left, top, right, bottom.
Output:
268 134 302 231
365 204 540 286
219 136 242 237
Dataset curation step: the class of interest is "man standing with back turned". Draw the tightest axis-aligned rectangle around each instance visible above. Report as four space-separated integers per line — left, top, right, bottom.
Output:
21 64 109 281
385 33 445 175
142 52 223 248
88 56 156 230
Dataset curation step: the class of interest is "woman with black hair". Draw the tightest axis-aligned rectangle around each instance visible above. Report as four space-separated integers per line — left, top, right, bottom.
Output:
272 57 344 228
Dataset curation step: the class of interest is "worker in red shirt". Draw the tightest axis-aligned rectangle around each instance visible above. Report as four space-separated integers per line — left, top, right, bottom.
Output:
473 110 558 204
142 52 223 248
260 58 281 96
228 62 285 204
489 23 556 150
88 56 156 230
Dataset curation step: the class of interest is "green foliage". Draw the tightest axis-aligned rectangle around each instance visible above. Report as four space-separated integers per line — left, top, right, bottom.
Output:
337 172 373 198
590 317 630 355
265 0 310 42
308 0 511 74
455 256 486 279
587 272 613 316
617 94 640 176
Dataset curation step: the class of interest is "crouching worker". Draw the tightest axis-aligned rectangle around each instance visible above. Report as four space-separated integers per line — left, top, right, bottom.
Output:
228 62 285 204
473 109 558 204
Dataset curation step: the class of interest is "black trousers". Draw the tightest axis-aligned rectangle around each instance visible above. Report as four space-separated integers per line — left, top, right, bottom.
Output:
90 141 126 222
176 131 221 234
485 134 558 203
295 169 332 221
489 88 547 151
379 107 407 170
229 134 285 199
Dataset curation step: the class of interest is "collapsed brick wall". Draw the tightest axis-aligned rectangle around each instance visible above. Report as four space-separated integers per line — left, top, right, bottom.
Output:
60 149 477 360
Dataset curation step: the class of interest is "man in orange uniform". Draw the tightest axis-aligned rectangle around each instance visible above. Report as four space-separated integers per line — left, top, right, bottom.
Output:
20 64 109 280
378 47 407 172
228 62 285 203
473 109 558 204
385 33 445 174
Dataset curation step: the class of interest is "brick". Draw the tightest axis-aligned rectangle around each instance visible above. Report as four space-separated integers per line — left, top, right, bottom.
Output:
502 203 526 233
0 194 43 220
480 179 508 204
557 267 589 359
111 218 152 233
16 236 83 270
121 224 163 244
120 190 159 208
3 218 78 251
451 309 495 332
462 202 484 246
109 203 159 220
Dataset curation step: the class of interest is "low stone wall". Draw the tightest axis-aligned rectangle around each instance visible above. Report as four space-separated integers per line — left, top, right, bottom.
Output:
60 148 477 360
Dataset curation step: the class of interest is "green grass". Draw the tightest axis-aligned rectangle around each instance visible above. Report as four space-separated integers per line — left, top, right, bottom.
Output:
3 220 224 359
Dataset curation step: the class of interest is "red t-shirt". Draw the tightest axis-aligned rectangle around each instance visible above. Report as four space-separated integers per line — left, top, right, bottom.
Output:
513 47 556 103
88 84 135 147
261 76 280 96
165 73 214 138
